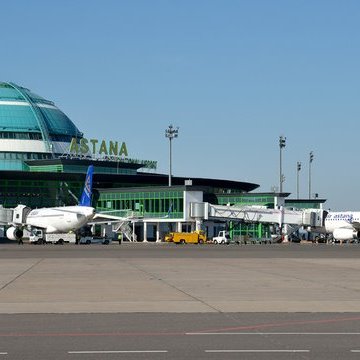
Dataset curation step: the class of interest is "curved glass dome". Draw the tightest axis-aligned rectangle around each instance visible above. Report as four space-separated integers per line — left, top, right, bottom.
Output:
0 82 83 141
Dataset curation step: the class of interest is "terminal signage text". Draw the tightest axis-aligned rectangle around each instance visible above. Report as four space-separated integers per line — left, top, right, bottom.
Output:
69 137 128 157
68 137 157 170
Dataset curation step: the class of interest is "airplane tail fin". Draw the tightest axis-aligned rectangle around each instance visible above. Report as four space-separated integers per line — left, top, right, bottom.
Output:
79 165 94 207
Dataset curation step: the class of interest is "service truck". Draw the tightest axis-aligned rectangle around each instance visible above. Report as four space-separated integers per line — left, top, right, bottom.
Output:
212 230 230 244
165 230 207 244
29 229 76 245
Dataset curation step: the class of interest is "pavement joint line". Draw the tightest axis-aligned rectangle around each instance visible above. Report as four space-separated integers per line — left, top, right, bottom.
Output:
120 259 221 313
0 259 43 292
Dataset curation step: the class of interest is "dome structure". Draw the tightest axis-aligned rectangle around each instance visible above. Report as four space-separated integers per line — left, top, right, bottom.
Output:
0 82 83 170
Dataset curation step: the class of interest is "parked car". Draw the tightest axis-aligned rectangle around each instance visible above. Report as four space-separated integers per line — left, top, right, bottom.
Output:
79 236 111 245
212 230 230 244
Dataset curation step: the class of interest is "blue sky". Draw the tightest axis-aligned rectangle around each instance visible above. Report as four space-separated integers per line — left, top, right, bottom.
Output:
1 0 359 210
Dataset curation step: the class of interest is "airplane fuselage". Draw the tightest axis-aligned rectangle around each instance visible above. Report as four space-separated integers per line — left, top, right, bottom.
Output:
26 206 95 233
324 211 360 233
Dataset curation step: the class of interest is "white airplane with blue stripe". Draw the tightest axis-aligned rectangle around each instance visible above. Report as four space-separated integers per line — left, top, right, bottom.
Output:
324 211 360 241
6 165 96 241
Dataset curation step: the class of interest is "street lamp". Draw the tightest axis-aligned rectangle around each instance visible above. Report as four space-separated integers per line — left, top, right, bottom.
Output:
279 135 286 193
308 151 314 199
296 161 301 199
165 124 179 186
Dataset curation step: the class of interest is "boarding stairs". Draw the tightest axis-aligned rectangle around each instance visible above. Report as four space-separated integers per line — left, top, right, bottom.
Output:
112 221 137 242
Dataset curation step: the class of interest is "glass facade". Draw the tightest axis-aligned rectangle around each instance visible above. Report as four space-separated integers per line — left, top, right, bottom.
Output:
0 179 82 208
0 152 52 171
0 104 38 131
28 163 138 175
0 83 82 136
0 82 83 170
229 222 272 242
218 194 275 207
285 201 322 209
97 189 184 219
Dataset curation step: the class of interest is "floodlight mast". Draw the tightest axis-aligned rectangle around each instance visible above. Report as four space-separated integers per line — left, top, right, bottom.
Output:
165 125 179 186
297 161 302 199
308 151 314 199
279 135 286 193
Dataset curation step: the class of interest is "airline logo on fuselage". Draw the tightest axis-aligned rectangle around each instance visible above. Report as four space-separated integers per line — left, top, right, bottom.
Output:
326 213 354 223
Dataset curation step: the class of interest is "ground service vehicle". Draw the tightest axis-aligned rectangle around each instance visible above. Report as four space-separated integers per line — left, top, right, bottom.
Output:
165 230 207 244
29 229 76 244
212 230 230 244
79 236 111 245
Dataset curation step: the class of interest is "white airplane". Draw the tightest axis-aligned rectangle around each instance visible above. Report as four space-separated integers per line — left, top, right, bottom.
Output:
323 211 360 241
6 165 96 242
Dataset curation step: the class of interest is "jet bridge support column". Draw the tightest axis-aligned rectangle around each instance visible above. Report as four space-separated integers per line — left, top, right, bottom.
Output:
156 222 161 242
132 221 137 242
195 219 202 231
282 224 289 243
279 206 285 242
143 223 148 242
189 202 206 233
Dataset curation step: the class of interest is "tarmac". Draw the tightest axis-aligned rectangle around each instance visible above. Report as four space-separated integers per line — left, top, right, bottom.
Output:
1 243 360 314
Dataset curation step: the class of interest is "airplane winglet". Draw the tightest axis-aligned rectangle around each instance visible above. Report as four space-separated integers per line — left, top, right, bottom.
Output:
79 165 94 207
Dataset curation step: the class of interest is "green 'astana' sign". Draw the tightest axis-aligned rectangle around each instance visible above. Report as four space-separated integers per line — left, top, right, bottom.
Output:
69 138 128 157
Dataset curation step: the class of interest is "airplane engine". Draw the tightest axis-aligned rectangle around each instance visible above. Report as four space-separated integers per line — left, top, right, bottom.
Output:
333 228 358 241
6 226 24 241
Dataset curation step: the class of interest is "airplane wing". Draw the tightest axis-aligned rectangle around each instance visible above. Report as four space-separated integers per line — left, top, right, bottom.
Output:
88 212 141 225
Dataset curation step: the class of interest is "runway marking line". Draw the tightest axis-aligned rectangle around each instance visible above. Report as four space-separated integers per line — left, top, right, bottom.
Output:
188 332 360 335
68 350 168 354
2 315 360 338
205 350 310 353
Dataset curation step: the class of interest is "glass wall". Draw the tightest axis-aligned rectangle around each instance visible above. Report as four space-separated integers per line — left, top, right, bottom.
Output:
285 201 322 209
0 152 53 171
230 222 272 241
217 194 275 207
0 179 82 208
96 189 184 218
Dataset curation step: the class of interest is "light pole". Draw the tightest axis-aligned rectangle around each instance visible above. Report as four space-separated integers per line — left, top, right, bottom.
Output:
308 151 314 199
165 124 179 186
297 161 301 199
279 136 286 193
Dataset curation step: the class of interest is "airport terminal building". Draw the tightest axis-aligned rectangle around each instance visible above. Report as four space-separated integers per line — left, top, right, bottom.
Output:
0 82 325 241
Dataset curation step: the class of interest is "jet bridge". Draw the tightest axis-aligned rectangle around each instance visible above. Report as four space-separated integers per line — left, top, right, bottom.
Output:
0 206 14 225
190 202 325 228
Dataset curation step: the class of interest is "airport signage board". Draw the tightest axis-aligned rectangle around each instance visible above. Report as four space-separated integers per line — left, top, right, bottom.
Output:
68 137 157 170
69 137 128 157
